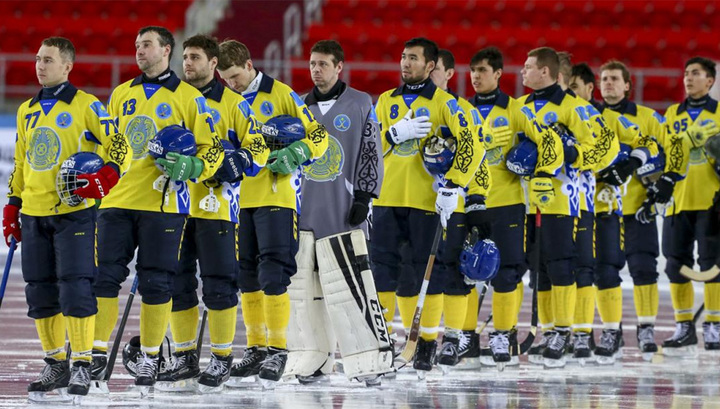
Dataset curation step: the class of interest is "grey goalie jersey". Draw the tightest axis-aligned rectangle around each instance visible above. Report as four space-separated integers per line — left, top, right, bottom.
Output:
300 83 383 239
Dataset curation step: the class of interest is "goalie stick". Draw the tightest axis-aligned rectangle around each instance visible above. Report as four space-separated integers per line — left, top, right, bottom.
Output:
519 209 541 354
679 264 720 282
105 275 139 381
0 238 17 311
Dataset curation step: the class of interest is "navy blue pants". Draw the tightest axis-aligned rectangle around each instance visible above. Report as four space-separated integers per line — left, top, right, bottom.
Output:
237 207 298 296
94 208 187 305
623 215 660 286
663 210 720 284
595 213 624 290
21 208 97 319
172 218 239 311
526 213 576 291
574 211 595 289
488 204 527 293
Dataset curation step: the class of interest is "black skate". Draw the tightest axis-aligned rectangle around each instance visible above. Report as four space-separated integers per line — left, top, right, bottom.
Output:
528 331 552 365
89 349 109 394
594 329 622 365
571 332 593 366
258 347 288 389
156 349 200 392
637 324 658 361
197 353 233 393
27 357 71 403
68 361 91 404
297 368 331 385
488 331 511 372
413 338 437 379
456 330 481 369
702 321 720 350
436 334 461 371
508 328 520 366
134 352 160 396
662 320 698 356
542 328 571 368
227 346 267 387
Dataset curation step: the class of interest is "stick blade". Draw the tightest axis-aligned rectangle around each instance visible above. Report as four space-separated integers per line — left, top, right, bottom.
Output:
399 339 417 363
519 327 537 354
680 265 720 282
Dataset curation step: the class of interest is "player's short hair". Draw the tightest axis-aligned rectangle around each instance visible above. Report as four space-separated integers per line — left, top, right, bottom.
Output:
686 56 716 79
139 26 175 58
437 49 455 70
600 59 632 97
558 51 573 84
571 63 596 87
310 40 345 66
404 37 439 65
470 47 503 71
183 34 219 61
41 37 75 63
217 40 252 70
527 47 560 80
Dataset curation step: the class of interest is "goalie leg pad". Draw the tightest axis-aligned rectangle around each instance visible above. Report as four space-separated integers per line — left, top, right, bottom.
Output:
285 231 336 377
316 230 393 379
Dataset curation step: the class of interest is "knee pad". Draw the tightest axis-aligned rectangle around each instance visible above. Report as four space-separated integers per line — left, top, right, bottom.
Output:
594 265 622 290
665 257 690 284
491 266 520 293
575 268 594 288
258 249 295 295
546 259 574 287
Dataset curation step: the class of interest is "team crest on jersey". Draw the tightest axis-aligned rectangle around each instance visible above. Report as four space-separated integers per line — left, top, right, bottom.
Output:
156 103 172 119
210 108 221 125
486 147 504 166
493 116 509 127
27 127 61 171
393 138 420 156
55 112 73 128
125 115 157 159
260 101 274 116
416 107 430 118
303 135 344 182
543 111 558 125
333 114 351 132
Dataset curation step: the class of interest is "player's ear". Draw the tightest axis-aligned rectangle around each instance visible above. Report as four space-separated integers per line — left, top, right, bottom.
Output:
209 56 218 72
64 61 73 76
336 60 344 75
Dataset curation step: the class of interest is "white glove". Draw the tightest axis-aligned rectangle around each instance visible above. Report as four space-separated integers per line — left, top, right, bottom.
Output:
387 110 432 144
435 187 460 228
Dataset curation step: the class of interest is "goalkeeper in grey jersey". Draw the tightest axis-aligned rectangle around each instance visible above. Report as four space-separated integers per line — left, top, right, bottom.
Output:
284 39 393 386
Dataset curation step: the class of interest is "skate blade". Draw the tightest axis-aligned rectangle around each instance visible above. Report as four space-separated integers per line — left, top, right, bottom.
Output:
595 355 616 365
364 377 382 387
508 356 520 366
89 380 109 394
225 375 258 388
297 374 330 385
334 360 344 374
641 352 655 362
259 377 281 390
28 388 72 403
71 394 84 405
416 370 427 381
496 362 506 372
528 355 545 365
662 345 698 357
479 356 496 367
197 383 225 394
137 385 152 398
438 364 451 375
154 378 198 392
454 357 482 370
543 357 566 368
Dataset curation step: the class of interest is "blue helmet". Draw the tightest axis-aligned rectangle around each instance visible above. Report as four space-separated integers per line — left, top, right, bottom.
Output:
56 151 105 207
459 229 500 285
422 135 457 175
148 125 198 159
260 115 305 151
505 135 538 176
636 144 666 186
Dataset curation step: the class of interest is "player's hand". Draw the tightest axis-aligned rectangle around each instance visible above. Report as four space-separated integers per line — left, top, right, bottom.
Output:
484 125 513 150
435 186 460 228
75 164 120 199
347 191 372 226
387 110 432 145
529 175 555 209
635 199 657 224
465 195 492 240
2 204 21 247
685 121 720 148
561 134 579 165
156 152 204 181
214 149 252 183
648 173 675 204
266 141 311 175
598 157 642 186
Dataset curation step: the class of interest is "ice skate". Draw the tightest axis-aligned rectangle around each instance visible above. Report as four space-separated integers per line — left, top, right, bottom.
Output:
437 332 464 372
155 349 199 392
702 321 720 350
413 338 437 378
227 346 267 387
528 331 552 365
637 324 658 361
297 369 330 385
258 347 288 390
455 330 481 369
488 331 511 372
662 321 698 356
542 329 570 368
27 357 71 403
594 329 622 365
89 349 109 394
134 352 160 396
197 353 233 393
571 332 593 366
67 360 91 403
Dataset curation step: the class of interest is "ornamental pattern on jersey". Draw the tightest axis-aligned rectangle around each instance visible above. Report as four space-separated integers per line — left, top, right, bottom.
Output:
474 163 490 190
538 126 559 168
107 132 130 166
454 128 475 174
308 123 328 146
27 127 61 171
356 120 380 193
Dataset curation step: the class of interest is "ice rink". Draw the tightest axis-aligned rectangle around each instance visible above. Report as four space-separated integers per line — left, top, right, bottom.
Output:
1 244 719 408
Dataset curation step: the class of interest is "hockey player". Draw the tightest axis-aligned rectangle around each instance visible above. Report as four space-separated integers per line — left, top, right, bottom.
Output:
3 37 130 401
283 39 393 385
217 40 329 387
372 37 486 375
91 26 223 391
595 60 669 357
153 34 268 391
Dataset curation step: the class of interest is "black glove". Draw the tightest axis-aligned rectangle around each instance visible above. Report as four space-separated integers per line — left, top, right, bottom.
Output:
348 191 372 226
465 195 492 240
598 157 642 186
563 142 579 165
648 173 676 204
214 149 252 183
635 199 657 224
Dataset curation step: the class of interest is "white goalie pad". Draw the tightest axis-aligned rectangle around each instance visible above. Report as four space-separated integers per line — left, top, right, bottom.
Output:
285 231 337 378
316 229 394 379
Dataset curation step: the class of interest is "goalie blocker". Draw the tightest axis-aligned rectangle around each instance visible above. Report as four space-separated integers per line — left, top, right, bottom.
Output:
285 230 394 382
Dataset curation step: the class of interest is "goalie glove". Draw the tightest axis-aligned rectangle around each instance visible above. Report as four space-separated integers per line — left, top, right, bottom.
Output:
598 157 642 186
347 191 372 226
386 110 432 145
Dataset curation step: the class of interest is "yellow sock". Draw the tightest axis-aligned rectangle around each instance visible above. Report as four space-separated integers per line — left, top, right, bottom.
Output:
419 294 443 341
93 297 119 351
596 286 622 327
705 283 720 323
492 291 517 331
209 306 237 356
573 286 595 333
66 315 95 362
241 291 266 347
670 282 694 321
462 287 479 331
397 295 419 330
633 283 658 324
538 290 554 330
35 313 66 360
140 301 172 355
170 306 199 352
443 294 468 331
551 284 577 328
265 292 290 349
378 291 397 333
514 281 525 326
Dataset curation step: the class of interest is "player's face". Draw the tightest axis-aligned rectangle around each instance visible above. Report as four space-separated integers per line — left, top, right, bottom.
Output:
600 69 629 104
430 58 454 90
521 57 544 89
470 59 500 94
36 45 72 87
569 76 593 102
401 46 434 84
135 31 170 75
684 63 714 99
309 52 342 90
183 46 217 86
218 61 254 93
